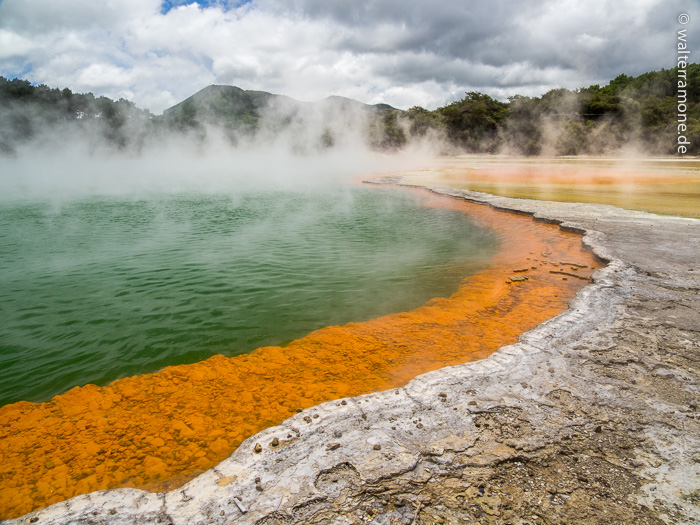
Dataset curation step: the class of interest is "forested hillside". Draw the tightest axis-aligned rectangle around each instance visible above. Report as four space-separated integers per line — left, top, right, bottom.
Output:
0 77 154 155
402 64 700 155
1 64 698 156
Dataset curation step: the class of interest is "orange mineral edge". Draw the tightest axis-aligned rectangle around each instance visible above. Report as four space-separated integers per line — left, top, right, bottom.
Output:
0 187 600 519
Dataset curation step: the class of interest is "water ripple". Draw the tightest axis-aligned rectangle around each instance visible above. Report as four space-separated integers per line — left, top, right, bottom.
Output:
0 186 499 406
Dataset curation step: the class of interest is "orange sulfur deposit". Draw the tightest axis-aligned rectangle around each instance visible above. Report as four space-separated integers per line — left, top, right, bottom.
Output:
0 189 600 519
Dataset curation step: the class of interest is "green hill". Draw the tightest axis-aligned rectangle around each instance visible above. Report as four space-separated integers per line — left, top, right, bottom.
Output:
159 84 403 148
162 85 286 133
1 64 698 156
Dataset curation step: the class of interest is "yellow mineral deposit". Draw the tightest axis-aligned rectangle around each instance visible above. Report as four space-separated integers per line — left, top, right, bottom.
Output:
400 156 700 218
0 189 599 519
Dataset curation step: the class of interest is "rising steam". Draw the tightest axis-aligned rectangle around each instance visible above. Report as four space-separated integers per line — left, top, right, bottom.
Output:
0 91 442 203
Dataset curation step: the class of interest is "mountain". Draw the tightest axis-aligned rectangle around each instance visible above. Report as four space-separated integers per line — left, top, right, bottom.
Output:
158 84 405 150
161 85 397 133
162 85 285 132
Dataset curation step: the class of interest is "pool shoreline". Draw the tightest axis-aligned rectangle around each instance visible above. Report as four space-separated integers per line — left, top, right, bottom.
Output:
0 184 597 519
7 178 700 524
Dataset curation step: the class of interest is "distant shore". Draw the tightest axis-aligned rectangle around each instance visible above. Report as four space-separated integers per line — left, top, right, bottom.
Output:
8 174 700 524
397 155 700 219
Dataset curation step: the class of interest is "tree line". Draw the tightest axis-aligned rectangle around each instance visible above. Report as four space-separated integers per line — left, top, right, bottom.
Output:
397 64 700 155
0 77 157 154
1 64 698 156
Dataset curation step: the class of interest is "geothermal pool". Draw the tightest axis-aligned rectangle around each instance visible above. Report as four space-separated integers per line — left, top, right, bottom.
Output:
0 186 498 406
0 182 598 519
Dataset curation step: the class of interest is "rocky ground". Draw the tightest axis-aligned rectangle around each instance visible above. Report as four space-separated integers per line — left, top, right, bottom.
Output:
8 183 700 525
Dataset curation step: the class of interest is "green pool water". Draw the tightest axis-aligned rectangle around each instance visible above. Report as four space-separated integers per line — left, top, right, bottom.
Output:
0 184 499 406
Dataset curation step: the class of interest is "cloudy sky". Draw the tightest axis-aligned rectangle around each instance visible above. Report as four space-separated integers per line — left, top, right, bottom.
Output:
0 0 697 114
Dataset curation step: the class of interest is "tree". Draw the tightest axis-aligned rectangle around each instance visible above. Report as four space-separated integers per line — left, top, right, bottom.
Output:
438 92 509 152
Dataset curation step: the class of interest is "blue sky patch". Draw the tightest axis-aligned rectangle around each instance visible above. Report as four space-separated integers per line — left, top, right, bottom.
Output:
160 0 252 15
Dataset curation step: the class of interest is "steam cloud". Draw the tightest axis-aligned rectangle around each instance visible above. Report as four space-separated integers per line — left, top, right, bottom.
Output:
0 94 440 203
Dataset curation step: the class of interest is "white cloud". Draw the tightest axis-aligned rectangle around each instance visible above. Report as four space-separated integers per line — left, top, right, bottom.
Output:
0 0 695 113
0 29 39 59
0 0 160 33
75 63 133 91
